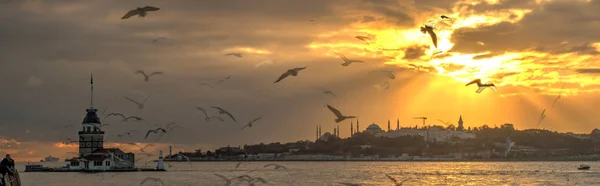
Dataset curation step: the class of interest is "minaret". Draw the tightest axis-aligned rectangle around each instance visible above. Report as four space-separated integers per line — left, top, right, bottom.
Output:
157 150 165 170
318 125 321 137
357 120 360 133
388 120 391 131
350 121 354 136
397 119 400 130
457 115 465 131
316 126 319 141
169 145 172 157
333 128 337 137
78 74 105 157
337 125 340 137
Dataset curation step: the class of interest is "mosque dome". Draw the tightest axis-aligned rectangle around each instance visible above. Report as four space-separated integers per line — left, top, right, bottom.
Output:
366 123 384 134
591 128 600 137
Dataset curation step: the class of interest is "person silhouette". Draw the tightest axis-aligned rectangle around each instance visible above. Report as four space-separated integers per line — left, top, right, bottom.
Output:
0 154 15 185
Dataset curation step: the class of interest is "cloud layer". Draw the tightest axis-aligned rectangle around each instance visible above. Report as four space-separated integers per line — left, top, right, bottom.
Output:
1 0 599 161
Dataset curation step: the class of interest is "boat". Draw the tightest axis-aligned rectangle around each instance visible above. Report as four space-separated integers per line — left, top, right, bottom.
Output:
578 164 590 170
40 155 59 162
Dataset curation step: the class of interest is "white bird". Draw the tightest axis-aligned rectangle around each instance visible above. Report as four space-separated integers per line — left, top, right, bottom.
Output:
384 173 410 186
225 53 243 58
214 174 235 186
255 59 273 68
196 107 225 122
124 92 152 110
274 67 307 83
326 105 356 123
139 177 164 185
333 52 364 66
374 81 390 91
241 117 261 130
122 6 160 20
505 137 515 158
264 163 287 170
465 79 496 93
537 109 546 127
135 70 163 82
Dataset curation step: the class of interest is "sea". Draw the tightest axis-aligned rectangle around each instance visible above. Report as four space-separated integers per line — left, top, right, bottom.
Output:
17 161 600 186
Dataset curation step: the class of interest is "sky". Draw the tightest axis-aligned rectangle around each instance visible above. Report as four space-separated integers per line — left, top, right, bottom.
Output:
1 0 600 162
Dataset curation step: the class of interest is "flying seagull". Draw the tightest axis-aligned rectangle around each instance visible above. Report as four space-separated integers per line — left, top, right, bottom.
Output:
241 117 261 130
440 15 451 19
465 79 496 93
200 83 215 89
374 81 390 91
139 177 164 186
196 107 225 122
152 37 166 43
214 174 235 186
437 119 452 126
135 70 163 82
210 106 236 123
145 128 167 139
379 70 395 79
552 84 565 109
316 87 336 96
537 109 546 127
336 183 362 186
333 52 364 66
104 113 144 122
274 67 307 83
264 163 287 170
124 92 152 110
247 178 268 186
355 36 373 44
384 173 410 186
255 59 273 68
326 105 356 123
420 25 438 48
121 6 160 20
225 53 243 58
216 76 232 85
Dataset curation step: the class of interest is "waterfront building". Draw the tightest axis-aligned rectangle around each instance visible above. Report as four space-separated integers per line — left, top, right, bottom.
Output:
375 116 476 143
65 75 135 171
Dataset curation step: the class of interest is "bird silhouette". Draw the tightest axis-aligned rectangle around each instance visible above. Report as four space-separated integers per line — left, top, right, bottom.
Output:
214 173 235 186
326 105 356 123
241 117 261 130
552 84 565 109
384 173 410 186
121 6 160 19
105 113 144 122
264 163 287 170
436 119 452 126
355 36 373 44
440 15 451 19
274 67 307 83
139 177 164 185
200 83 216 89
333 52 364 66
316 87 336 96
378 70 395 79
255 59 273 68
247 178 268 186
216 76 232 85
537 109 546 127
135 70 163 82
420 25 438 48
224 53 243 58
465 79 496 93
196 107 225 122
152 37 166 43
124 91 153 109
210 106 236 122
145 128 167 139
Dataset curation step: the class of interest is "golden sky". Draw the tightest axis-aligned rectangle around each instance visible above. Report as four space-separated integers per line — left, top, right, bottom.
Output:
0 0 600 161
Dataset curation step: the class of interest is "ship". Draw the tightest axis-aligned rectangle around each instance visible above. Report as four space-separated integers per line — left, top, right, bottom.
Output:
40 156 59 162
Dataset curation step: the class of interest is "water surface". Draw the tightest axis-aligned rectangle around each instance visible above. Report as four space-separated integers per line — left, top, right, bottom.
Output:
18 161 600 185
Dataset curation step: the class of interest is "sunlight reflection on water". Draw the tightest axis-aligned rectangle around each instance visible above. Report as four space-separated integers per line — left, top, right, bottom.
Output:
17 161 600 185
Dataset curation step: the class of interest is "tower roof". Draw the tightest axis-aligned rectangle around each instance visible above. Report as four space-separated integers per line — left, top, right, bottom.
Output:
82 108 101 124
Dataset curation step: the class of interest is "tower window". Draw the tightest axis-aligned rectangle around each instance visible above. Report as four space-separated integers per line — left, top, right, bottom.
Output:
105 161 110 166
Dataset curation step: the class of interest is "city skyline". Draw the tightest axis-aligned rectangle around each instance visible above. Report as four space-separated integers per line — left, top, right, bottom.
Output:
1 0 600 162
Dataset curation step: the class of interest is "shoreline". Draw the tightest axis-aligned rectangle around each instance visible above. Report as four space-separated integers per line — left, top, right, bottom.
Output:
158 159 600 162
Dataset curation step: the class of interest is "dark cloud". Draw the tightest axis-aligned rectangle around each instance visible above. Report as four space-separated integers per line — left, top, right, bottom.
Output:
403 46 427 60
575 68 600 74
